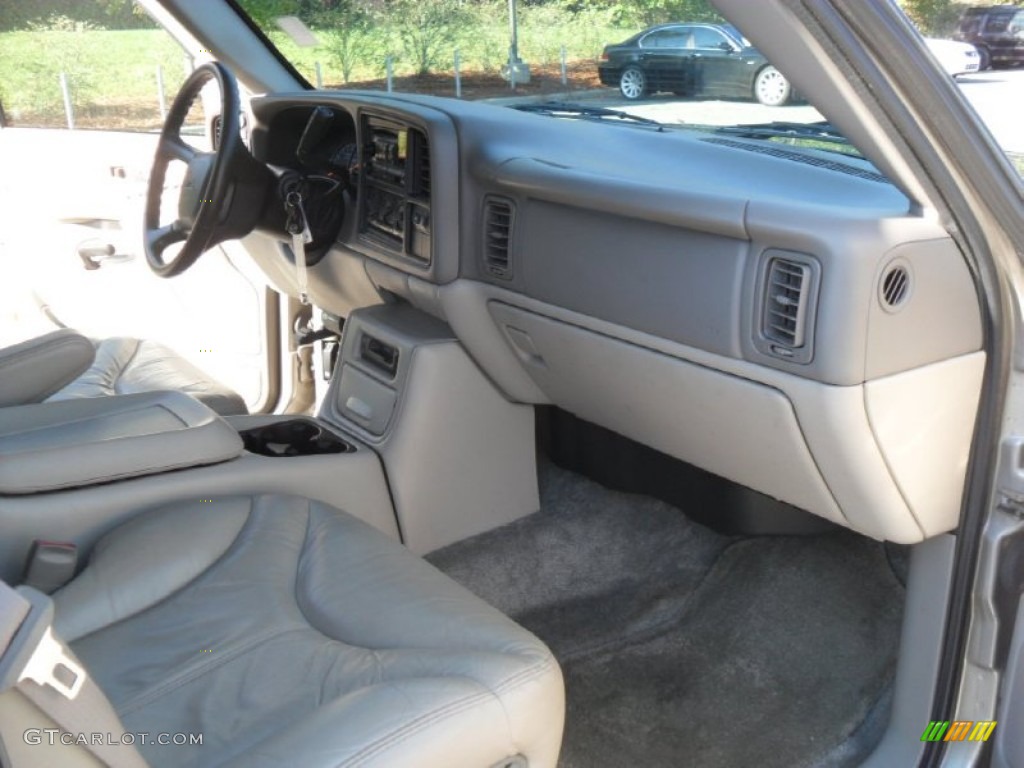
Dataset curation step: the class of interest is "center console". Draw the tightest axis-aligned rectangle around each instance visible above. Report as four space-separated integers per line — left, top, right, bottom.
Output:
320 304 539 554
0 302 540 583
0 394 396 584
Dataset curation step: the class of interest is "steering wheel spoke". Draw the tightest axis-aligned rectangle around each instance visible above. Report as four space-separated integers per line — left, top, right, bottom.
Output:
146 219 188 254
160 135 197 165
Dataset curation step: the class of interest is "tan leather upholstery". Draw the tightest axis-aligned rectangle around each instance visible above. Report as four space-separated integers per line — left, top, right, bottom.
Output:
47 337 248 416
51 495 565 767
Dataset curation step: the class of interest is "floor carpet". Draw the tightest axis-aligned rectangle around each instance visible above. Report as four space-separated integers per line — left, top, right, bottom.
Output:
427 460 905 768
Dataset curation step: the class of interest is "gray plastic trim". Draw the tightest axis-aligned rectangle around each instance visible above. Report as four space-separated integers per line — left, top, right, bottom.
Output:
861 534 955 768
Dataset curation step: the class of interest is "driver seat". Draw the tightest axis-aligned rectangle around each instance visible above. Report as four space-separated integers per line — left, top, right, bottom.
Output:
0 329 248 416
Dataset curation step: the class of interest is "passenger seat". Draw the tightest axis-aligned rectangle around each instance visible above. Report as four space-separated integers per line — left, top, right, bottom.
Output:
0 329 247 416
0 494 565 767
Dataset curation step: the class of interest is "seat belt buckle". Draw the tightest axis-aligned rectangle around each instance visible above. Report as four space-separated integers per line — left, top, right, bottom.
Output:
18 625 85 699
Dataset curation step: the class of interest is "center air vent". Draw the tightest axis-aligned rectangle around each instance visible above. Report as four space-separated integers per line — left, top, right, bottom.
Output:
412 129 431 198
755 251 820 365
880 262 911 311
483 196 515 279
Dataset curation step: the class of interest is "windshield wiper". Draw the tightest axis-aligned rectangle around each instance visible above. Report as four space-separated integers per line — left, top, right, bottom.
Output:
513 102 665 131
713 120 851 148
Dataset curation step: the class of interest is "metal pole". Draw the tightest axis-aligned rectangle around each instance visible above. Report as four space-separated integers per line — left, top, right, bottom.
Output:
385 56 393 93
315 61 323 89
508 0 519 62
508 0 518 91
156 65 167 122
59 72 75 130
560 45 567 86
454 50 462 98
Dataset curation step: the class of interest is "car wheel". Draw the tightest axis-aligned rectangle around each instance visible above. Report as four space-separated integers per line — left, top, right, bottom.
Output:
619 66 647 100
977 46 991 70
753 66 791 106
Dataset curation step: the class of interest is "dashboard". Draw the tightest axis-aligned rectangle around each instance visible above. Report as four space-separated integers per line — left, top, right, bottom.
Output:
246 91 984 546
251 101 437 272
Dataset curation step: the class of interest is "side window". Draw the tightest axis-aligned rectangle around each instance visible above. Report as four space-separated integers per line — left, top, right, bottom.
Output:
0 1 202 132
692 28 731 50
984 13 1011 34
640 31 670 49
654 28 690 48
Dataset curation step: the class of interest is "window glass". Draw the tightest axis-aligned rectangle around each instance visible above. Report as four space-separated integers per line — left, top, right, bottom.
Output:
225 0 1022 182
642 29 689 49
691 27 729 49
0 0 203 132
984 13 1014 33
1009 11 1024 35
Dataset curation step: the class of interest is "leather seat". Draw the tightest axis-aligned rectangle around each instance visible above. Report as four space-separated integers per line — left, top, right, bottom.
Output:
46 494 565 767
0 330 247 416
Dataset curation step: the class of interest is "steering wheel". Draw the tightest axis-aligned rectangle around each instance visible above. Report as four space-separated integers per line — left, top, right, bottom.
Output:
144 62 270 277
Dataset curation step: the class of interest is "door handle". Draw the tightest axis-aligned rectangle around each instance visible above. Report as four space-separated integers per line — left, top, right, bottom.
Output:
77 242 134 270
78 243 114 270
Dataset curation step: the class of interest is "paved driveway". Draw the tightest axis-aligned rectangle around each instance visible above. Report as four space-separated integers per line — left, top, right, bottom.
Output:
956 69 1024 154
583 69 1022 155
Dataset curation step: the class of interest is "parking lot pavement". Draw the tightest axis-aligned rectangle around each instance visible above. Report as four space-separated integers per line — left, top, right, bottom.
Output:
956 69 1024 154
584 69 1021 154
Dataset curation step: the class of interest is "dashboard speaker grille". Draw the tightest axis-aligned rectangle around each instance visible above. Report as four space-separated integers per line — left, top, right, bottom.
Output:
880 263 910 309
763 257 809 349
483 197 515 279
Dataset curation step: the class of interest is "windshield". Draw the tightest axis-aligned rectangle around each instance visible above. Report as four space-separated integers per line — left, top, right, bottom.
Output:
237 2 855 147
228 0 1023 179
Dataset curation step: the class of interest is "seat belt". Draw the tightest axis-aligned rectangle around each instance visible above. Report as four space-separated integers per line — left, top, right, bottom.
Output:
0 582 148 768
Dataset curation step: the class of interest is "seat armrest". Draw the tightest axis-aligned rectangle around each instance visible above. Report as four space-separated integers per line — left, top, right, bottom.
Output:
0 330 96 407
0 392 243 494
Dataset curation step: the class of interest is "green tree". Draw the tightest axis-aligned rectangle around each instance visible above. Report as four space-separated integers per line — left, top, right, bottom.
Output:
389 0 471 75
592 0 721 27
898 0 964 36
321 4 376 83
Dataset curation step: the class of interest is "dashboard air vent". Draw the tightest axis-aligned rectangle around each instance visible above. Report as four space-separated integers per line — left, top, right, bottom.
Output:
880 262 911 310
483 197 515 279
764 258 808 347
413 130 431 198
756 251 820 364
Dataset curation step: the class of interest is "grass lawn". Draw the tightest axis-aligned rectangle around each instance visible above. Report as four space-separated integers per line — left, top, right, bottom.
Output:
0 19 629 129
0 29 192 129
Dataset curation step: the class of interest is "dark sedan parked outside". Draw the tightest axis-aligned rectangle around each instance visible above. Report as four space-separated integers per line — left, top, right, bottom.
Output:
598 22 792 105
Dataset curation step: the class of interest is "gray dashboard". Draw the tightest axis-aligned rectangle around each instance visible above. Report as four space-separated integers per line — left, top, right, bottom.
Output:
250 91 979 386
248 91 985 543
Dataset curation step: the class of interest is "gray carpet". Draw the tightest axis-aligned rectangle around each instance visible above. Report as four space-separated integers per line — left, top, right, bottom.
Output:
427 461 905 768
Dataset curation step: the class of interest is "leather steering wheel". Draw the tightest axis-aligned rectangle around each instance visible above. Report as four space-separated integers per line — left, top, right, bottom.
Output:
144 62 269 277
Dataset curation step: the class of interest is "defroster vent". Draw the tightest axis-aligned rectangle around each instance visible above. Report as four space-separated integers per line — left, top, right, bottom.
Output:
756 251 820 364
483 196 515 279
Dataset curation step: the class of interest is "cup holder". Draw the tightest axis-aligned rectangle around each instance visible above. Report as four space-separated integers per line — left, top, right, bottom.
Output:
240 419 353 458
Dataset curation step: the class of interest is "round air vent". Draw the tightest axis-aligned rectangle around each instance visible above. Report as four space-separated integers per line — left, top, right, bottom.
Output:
879 262 912 312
